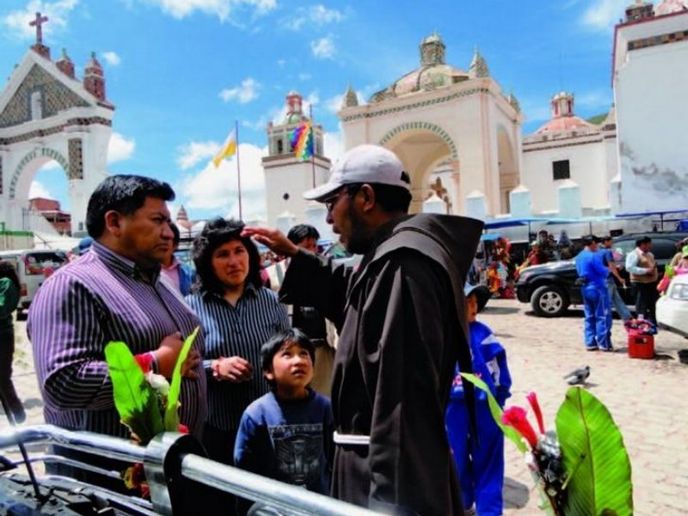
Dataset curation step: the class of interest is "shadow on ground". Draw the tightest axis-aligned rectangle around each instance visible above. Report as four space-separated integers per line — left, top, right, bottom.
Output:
484 306 520 315
503 477 530 509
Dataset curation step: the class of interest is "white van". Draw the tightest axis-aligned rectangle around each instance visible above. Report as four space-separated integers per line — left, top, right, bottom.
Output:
0 249 68 318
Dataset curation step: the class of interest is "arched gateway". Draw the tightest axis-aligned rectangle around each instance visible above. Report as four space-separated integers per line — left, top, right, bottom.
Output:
0 14 113 235
338 34 522 216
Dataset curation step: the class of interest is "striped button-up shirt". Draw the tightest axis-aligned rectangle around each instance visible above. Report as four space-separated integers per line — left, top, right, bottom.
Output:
28 241 207 438
186 285 289 433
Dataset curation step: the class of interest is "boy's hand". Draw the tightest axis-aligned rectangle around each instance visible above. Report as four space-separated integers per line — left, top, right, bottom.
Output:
213 356 253 382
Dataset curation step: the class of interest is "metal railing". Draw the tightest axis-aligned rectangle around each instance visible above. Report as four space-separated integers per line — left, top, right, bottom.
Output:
0 425 381 516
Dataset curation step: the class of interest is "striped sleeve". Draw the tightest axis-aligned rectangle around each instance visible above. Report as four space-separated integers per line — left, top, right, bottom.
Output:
29 272 114 410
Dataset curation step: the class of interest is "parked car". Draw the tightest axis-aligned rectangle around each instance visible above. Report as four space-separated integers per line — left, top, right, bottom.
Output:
0 248 68 318
515 232 688 317
657 274 688 338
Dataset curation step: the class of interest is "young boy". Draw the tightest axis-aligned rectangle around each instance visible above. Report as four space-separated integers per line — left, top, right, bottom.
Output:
445 284 512 516
234 328 334 496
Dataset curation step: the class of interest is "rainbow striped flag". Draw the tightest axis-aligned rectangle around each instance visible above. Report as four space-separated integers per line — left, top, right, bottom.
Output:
290 120 314 161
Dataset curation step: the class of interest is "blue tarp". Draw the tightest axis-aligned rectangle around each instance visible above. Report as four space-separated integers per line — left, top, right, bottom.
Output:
678 219 688 232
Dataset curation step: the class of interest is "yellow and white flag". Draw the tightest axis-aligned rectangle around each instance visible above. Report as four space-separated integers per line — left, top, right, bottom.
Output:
212 129 237 168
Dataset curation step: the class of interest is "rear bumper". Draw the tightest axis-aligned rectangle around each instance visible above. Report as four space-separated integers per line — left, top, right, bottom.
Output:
657 298 688 337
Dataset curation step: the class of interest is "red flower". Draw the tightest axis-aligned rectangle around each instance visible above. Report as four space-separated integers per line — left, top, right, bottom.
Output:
526 392 546 434
177 424 189 434
502 406 538 449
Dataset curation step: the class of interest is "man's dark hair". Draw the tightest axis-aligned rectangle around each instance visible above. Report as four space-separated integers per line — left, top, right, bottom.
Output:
170 222 181 246
260 328 316 384
287 224 320 245
192 217 262 294
347 183 412 213
601 235 612 243
0 261 20 290
86 175 175 238
636 236 652 247
581 235 597 246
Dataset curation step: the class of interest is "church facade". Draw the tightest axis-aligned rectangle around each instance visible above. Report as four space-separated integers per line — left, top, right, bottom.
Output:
0 15 113 236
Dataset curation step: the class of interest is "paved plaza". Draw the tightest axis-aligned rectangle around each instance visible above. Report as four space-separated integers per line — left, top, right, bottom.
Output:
2 299 688 515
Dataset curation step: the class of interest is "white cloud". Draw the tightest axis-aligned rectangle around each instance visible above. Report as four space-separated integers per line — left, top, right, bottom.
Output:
310 36 335 59
102 51 121 66
3 0 79 40
141 0 276 22
107 132 135 163
177 143 268 220
177 141 221 170
277 59 287 67
29 180 55 200
282 5 344 30
219 78 260 104
298 73 311 81
581 0 627 30
575 90 612 110
324 131 343 162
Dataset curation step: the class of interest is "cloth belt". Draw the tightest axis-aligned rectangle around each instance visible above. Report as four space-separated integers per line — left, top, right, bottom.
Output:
333 431 370 446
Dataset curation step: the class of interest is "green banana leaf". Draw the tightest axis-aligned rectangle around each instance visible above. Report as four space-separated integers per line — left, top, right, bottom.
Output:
164 327 199 431
460 373 528 453
105 341 164 444
556 387 633 516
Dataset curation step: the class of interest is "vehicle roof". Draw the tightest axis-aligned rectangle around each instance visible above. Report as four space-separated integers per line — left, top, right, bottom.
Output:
614 231 688 241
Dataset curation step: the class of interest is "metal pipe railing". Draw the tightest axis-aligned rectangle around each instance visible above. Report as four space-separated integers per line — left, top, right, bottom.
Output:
1 425 383 516
181 454 380 516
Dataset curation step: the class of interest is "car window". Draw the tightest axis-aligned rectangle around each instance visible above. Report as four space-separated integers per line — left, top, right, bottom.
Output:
651 239 680 261
324 243 351 260
23 252 67 276
613 239 636 258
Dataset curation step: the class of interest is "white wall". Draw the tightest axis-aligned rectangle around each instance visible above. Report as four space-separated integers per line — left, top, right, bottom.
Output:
522 138 611 213
615 31 688 212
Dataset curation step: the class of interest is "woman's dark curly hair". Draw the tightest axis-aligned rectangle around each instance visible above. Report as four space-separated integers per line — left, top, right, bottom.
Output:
192 217 262 294
0 261 20 290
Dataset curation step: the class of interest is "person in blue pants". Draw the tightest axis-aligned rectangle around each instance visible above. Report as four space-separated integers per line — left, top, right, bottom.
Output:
446 284 512 515
575 235 612 351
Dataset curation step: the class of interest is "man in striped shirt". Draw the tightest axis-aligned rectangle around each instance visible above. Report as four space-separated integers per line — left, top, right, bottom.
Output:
28 175 207 485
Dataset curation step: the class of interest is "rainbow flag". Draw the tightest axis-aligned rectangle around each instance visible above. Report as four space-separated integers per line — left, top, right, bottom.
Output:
290 120 313 161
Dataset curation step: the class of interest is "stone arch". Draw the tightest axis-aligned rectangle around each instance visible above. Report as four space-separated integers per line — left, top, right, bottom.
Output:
379 121 458 160
9 147 69 199
378 122 459 213
497 124 519 214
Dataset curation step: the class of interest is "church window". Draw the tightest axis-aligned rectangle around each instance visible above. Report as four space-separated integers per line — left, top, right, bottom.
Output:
30 90 43 120
552 160 570 180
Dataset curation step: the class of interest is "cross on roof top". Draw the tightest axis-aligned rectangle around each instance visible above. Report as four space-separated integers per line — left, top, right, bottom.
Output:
29 12 49 45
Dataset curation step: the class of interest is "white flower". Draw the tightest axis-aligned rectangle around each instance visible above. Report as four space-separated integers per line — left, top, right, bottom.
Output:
145 372 170 396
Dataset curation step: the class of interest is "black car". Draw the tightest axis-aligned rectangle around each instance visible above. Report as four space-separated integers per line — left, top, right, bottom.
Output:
515 232 688 317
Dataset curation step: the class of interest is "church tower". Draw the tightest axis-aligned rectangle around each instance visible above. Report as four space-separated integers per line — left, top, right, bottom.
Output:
83 52 107 102
262 91 331 227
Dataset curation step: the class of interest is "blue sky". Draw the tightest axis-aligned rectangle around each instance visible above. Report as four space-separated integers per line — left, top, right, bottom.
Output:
0 0 631 222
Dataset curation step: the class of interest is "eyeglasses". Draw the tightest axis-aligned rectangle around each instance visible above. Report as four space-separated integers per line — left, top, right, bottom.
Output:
322 185 361 212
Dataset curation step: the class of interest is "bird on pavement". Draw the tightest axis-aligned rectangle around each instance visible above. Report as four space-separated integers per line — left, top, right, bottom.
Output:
564 365 590 385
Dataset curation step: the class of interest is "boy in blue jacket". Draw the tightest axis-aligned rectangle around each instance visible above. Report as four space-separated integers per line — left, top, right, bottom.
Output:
234 328 334 496
446 284 512 516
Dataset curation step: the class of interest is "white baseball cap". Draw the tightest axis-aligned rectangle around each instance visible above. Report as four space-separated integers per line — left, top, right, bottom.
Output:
303 144 410 201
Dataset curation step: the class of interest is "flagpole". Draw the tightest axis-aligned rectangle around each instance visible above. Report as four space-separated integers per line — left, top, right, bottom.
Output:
235 120 243 220
309 105 316 188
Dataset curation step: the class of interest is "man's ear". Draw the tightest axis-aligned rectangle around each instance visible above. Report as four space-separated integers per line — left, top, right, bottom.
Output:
104 210 124 237
359 184 376 213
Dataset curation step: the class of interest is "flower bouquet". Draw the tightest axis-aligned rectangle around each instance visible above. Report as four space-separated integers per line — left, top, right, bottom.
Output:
461 373 633 516
104 327 199 494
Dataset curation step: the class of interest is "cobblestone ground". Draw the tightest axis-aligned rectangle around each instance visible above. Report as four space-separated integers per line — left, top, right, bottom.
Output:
2 300 688 515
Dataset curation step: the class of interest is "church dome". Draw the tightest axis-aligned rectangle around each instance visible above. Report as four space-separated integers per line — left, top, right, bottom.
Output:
655 0 688 15
535 92 596 134
369 33 468 103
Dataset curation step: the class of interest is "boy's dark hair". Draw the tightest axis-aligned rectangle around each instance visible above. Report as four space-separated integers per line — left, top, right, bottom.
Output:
192 217 262 294
261 328 316 383
581 235 597 246
86 175 175 238
287 224 320 245
636 236 651 247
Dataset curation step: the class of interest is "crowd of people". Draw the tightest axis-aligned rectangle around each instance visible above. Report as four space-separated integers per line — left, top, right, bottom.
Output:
0 144 513 515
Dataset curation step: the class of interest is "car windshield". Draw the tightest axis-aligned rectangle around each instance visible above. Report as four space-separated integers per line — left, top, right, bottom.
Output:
23 252 68 276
